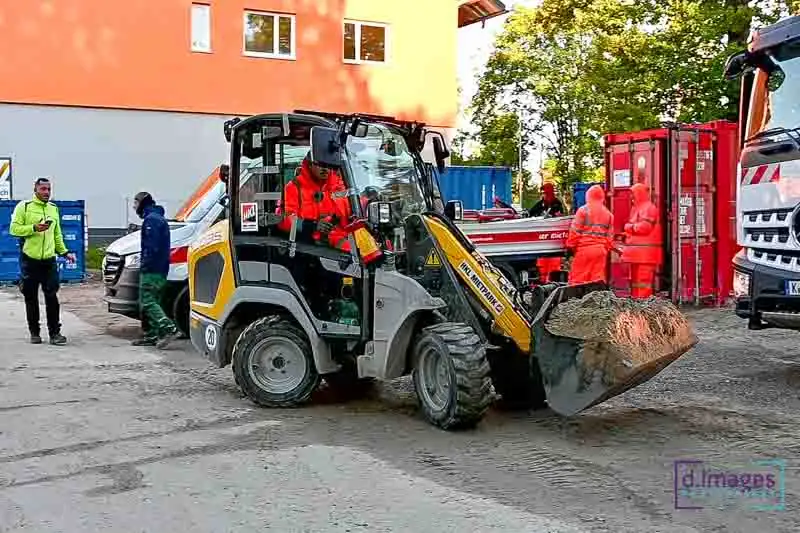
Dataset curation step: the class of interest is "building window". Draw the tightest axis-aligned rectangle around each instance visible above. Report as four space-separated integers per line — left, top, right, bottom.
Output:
243 11 295 59
343 20 388 64
191 3 211 53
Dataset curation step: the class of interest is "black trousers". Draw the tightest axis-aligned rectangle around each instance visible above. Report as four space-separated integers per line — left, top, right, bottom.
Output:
20 255 61 336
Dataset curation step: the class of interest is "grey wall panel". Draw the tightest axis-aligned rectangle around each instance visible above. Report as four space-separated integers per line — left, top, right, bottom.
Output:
0 103 234 228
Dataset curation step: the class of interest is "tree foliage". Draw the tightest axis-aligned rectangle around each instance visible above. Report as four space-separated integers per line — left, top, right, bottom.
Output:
466 0 799 187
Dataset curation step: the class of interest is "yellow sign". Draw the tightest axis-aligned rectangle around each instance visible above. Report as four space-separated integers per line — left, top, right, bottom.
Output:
425 249 441 267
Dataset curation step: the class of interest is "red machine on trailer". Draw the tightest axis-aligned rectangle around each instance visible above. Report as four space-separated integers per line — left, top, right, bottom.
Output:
603 120 740 305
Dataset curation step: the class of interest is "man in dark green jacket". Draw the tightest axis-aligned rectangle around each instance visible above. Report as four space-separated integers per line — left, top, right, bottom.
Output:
10 178 75 345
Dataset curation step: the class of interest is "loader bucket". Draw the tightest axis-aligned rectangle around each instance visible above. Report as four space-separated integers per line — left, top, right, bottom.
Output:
528 283 699 416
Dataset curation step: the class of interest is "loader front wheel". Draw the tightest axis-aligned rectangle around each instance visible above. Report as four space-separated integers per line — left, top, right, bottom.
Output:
487 349 547 411
232 316 320 407
412 322 492 430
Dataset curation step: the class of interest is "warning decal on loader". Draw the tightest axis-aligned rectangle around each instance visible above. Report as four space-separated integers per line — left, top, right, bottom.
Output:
458 261 505 314
425 249 441 268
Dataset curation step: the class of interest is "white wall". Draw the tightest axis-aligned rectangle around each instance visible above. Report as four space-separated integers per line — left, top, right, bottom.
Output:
0 103 233 228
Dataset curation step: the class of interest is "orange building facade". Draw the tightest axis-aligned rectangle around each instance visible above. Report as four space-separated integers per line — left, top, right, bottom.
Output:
0 0 504 229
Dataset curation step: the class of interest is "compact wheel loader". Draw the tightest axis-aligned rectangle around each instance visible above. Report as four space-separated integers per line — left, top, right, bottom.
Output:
187 111 698 430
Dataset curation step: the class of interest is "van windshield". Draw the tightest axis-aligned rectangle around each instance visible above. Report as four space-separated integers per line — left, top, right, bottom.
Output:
173 167 224 223
744 39 800 143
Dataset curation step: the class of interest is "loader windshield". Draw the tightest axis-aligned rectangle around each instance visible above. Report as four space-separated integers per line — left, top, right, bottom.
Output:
744 39 800 144
345 123 428 219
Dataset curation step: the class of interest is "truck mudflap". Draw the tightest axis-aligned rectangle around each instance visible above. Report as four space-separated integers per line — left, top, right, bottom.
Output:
528 283 699 416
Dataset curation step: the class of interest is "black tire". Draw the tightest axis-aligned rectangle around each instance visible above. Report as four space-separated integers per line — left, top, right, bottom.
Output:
232 316 320 407
487 348 547 411
412 322 492 430
172 285 190 338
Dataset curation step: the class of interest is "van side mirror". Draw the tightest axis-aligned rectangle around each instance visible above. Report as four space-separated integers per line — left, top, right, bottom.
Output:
310 126 342 169
444 200 463 221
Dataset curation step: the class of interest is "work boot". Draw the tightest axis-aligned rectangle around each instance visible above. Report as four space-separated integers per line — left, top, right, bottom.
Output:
49 333 67 346
156 327 182 349
131 337 158 347
30 334 42 345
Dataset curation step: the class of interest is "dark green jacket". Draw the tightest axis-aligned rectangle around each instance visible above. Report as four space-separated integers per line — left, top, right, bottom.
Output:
9 197 68 260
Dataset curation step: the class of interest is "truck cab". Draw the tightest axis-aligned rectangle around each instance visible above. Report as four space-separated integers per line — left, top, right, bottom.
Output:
725 15 800 330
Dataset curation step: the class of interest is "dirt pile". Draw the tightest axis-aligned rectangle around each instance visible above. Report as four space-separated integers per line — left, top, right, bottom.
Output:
543 291 699 391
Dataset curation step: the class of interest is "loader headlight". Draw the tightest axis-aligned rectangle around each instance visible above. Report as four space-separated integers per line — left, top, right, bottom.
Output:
733 270 751 298
125 252 141 270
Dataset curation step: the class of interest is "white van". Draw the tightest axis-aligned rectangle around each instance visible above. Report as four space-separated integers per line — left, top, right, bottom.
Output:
102 167 227 335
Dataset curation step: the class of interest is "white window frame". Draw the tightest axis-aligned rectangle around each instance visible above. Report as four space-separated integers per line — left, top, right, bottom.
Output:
243 10 296 61
343 20 390 65
190 3 212 53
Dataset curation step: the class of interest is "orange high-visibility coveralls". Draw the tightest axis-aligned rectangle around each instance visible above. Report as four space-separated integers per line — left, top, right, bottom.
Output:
621 183 662 298
565 185 614 285
277 158 352 252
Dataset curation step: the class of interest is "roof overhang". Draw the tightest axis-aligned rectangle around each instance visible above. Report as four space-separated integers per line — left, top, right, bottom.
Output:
458 0 507 28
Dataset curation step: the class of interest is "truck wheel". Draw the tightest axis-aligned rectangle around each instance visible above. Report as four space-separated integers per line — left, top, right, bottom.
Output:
487 349 547 411
172 285 190 339
412 322 492 430
232 316 320 407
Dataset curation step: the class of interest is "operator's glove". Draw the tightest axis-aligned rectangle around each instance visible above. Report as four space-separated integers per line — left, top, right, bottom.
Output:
317 218 335 235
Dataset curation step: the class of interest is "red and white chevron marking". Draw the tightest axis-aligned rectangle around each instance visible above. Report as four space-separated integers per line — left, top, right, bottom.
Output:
741 163 781 185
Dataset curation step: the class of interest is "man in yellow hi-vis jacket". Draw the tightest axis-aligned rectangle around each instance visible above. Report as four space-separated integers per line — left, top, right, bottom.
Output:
10 177 75 345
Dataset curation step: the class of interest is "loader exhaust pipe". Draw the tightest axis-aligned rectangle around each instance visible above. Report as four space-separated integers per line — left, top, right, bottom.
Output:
528 283 699 416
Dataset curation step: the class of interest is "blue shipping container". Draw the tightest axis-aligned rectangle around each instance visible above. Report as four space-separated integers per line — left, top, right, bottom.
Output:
0 200 86 284
571 182 605 214
437 166 513 210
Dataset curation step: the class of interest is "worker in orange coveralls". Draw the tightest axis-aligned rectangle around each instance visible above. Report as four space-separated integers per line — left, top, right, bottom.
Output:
277 154 352 252
529 183 567 282
565 184 614 284
621 182 662 298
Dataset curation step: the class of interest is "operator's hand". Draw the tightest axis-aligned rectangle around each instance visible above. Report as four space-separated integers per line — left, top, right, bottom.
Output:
317 219 334 235
34 223 50 232
624 223 633 233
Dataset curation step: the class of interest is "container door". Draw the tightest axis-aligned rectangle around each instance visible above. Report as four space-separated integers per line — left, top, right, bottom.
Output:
669 130 717 305
606 139 667 297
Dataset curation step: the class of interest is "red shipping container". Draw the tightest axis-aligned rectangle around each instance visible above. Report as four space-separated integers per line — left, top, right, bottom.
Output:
603 121 739 306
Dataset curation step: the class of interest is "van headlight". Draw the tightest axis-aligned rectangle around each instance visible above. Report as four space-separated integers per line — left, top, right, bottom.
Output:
125 252 141 269
733 270 751 298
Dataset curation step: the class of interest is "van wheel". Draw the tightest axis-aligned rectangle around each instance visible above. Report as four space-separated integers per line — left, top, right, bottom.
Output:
412 322 492 430
172 285 190 338
232 316 320 407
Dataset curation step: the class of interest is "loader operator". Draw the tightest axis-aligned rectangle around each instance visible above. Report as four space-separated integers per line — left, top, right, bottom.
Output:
621 182 662 298
277 154 352 252
565 184 614 284
529 182 566 282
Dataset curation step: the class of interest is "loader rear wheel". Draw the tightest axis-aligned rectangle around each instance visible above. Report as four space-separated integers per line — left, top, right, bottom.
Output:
487 350 547 411
412 322 492 430
232 316 320 407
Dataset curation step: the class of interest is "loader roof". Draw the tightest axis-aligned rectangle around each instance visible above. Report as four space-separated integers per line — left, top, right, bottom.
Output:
749 15 800 53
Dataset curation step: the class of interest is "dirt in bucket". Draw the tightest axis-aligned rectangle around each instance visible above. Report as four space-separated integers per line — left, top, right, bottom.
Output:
543 291 699 390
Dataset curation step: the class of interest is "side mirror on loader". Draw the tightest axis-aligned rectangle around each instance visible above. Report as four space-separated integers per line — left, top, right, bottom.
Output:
310 126 342 169
432 135 450 174
444 200 463 221
723 50 749 80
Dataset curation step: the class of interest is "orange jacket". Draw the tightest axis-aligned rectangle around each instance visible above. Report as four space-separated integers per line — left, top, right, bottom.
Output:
277 159 352 251
621 183 662 264
566 185 614 252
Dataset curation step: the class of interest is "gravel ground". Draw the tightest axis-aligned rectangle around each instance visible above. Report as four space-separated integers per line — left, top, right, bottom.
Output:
0 279 797 532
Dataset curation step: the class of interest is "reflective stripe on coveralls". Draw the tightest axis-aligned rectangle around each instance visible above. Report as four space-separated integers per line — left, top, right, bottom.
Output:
566 185 613 285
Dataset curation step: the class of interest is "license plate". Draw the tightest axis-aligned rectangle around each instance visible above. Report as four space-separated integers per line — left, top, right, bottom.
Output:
786 280 800 296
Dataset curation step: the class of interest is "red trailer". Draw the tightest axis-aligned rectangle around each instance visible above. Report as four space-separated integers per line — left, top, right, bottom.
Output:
603 120 739 306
